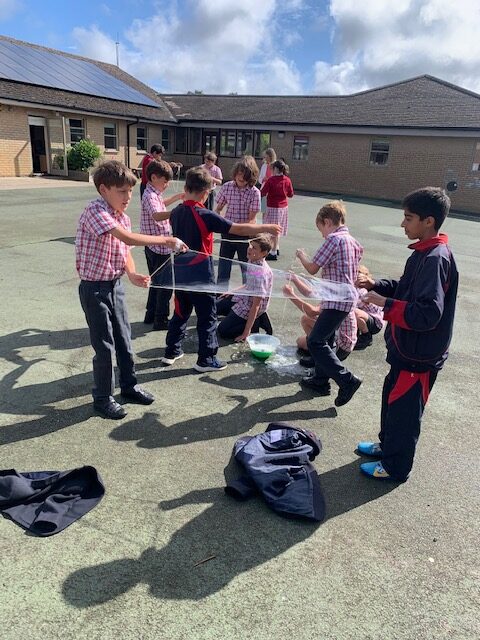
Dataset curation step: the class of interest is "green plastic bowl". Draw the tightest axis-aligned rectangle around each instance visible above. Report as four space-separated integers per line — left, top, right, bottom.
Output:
246 335 281 361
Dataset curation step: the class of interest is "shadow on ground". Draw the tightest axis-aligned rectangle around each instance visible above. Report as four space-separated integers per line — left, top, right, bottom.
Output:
62 462 396 606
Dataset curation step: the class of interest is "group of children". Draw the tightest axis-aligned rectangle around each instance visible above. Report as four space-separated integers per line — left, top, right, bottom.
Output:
76 156 458 484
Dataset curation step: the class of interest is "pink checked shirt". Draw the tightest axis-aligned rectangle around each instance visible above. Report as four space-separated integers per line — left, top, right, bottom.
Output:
215 181 261 224
140 183 172 255
75 197 131 281
201 163 223 185
232 259 273 320
312 226 363 312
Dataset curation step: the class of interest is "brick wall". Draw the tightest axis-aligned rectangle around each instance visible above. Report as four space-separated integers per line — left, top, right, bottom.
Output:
0 104 32 176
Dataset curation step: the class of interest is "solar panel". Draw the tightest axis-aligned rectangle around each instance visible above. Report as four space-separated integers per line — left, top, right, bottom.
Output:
0 40 160 108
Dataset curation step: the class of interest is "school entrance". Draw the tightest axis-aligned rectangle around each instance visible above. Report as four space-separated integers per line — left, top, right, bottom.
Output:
28 115 68 176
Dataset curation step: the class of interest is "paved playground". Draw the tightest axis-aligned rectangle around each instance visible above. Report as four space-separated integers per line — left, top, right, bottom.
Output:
0 178 478 640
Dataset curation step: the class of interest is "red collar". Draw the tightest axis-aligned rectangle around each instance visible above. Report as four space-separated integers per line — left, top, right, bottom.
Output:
409 234 449 251
184 200 206 208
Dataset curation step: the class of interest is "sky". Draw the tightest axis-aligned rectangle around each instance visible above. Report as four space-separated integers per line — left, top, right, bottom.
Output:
1 0 480 96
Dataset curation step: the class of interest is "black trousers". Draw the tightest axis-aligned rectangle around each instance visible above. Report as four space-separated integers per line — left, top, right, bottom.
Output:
307 308 355 387
144 247 172 321
217 234 249 286
379 365 438 481
140 183 146 200
79 279 137 401
165 291 218 361
216 297 273 338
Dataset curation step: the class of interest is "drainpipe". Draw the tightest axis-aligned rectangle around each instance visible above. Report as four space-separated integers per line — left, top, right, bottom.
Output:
126 118 139 168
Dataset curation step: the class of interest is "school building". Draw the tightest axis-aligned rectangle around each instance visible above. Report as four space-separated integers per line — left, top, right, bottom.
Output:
1 34 480 214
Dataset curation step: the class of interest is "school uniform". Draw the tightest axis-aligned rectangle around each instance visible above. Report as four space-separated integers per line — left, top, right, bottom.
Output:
201 163 223 210
215 181 261 286
373 234 458 480
307 226 363 388
260 174 294 236
140 183 173 324
76 197 137 401
140 153 154 198
217 258 273 338
164 200 232 365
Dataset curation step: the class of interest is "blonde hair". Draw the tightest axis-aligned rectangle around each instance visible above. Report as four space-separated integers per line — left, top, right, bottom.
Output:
316 200 346 226
263 148 277 163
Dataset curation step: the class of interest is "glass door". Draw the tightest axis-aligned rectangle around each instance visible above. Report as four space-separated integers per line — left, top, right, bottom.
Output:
47 116 68 176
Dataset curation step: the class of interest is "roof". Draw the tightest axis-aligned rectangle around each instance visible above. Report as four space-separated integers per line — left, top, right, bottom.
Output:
161 76 480 129
0 35 175 123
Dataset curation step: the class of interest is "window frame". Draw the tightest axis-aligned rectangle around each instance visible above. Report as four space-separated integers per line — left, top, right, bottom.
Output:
174 127 187 153
69 118 85 144
253 131 271 158
292 135 309 161
161 128 170 152
188 127 202 155
369 139 390 166
104 122 117 151
136 126 147 152
220 129 237 157
471 141 480 172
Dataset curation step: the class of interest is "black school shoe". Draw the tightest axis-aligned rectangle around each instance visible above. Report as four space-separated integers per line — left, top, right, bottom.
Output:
354 332 373 350
93 398 127 420
265 253 278 261
121 386 155 405
299 355 315 368
300 376 331 395
152 318 169 331
335 376 362 407
336 347 351 362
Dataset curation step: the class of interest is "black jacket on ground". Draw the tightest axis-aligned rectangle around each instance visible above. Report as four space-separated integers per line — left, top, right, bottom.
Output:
225 423 325 522
376 234 458 372
0 466 105 536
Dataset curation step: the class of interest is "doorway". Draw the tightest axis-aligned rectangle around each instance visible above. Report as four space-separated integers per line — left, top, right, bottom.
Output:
29 124 47 173
203 129 220 155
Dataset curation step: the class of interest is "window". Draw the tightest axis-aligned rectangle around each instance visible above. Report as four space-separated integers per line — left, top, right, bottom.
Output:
188 128 202 154
136 126 147 151
369 140 390 166
162 128 170 151
104 123 117 150
237 130 253 156
254 131 271 157
220 130 237 157
69 118 85 144
293 136 309 161
471 142 480 171
175 128 187 153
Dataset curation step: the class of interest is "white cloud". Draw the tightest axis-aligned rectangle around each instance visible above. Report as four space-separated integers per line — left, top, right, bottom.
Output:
314 0 480 94
71 0 303 94
0 0 22 21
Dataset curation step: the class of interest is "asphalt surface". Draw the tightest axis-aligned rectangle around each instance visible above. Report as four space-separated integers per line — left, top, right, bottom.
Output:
0 179 478 640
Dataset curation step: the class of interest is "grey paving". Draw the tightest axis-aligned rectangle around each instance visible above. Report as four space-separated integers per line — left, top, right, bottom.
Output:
0 182 478 640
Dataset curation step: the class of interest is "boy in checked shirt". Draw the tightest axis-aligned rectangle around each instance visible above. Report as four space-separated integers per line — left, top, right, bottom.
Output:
216 234 274 341
296 201 363 407
215 156 261 287
141 159 184 330
76 160 186 420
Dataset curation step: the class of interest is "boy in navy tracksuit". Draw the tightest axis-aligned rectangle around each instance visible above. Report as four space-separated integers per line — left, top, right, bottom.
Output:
356 187 458 482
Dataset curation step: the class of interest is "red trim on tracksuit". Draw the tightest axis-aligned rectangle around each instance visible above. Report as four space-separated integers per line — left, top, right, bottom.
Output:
388 370 431 405
384 299 409 329
183 200 213 265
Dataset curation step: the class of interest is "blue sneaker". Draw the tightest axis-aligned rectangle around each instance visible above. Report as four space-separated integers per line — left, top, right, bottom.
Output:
360 461 392 480
194 357 228 372
357 441 382 457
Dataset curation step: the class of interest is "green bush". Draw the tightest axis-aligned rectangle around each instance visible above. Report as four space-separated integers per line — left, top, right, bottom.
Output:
67 139 101 172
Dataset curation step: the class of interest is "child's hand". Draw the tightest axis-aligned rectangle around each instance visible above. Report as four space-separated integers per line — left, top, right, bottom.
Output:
128 273 150 288
283 284 294 297
363 291 387 308
235 332 249 343
267 224 282 236
355 273 375 289
166 237 188 252
295 248 307 260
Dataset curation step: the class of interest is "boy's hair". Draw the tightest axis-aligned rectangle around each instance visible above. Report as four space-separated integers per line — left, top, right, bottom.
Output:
204 152 217 162
146 159 173 182
93 160 137 190
185 166 213 193
272 159 288 175
402 187 450 230
316 200 346 226
250 233 272 254
264 148 277 163
150 144 165 155
231 156 259 187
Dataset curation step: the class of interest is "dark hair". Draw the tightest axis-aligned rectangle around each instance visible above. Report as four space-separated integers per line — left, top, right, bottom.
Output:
251 233 272 254
272 159 288 175
231 155 259 187
316 200 346 226
150 144 165 155
146 159 173 182
402 187 450 230
93 160 136 190
204 152 217 162
185 166 213 192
